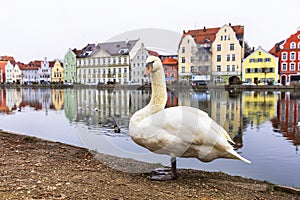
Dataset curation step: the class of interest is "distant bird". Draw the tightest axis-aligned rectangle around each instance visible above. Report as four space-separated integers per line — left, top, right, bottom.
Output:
113 125 121 133
129 56 250 180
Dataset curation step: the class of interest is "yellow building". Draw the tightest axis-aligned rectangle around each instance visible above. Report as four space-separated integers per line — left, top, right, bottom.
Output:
242 46 278 85
211 24 244 84
51 60 64 83
177 34 197 81
242 91 277 125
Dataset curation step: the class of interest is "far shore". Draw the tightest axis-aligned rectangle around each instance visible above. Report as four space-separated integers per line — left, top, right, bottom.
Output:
1 83 300 91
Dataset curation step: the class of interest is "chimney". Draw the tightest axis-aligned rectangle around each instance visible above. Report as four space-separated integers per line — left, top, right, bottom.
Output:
229 22 231 26
183 30 186 34
203 26 206 32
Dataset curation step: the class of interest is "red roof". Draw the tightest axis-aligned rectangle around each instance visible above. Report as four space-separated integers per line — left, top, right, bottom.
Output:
180 25 244 45
17 62 29 70
147 49 160 57
0 56 15 62
162 57 178 65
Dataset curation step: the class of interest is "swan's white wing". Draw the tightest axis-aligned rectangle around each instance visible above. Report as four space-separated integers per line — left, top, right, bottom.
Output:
131 106 250 163
132 107 227 155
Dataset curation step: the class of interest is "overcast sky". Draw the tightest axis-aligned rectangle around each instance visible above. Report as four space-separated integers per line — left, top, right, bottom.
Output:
1 0 299 63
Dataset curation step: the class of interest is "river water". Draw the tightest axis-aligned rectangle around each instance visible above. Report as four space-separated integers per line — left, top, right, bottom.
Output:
0 87 299 187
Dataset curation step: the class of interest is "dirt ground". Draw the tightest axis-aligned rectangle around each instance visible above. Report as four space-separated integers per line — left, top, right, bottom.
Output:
0 130 299 200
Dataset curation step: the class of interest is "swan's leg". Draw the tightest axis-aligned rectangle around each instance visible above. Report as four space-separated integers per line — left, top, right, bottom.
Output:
171 157 177 179
150 157 177 181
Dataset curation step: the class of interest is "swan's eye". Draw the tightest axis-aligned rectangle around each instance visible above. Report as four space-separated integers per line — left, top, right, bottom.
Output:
146 61 154 69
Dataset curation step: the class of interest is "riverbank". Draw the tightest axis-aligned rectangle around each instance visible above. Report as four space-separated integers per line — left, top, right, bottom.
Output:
0 130 299 199
2 83 300 91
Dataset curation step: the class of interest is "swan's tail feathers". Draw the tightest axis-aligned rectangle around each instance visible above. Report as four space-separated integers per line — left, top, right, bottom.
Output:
221 128 235 144
227 149 251 164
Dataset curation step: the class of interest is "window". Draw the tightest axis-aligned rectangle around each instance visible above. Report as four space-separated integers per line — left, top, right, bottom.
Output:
291 52 296 60
227 54 230 61
232 54 236 61
217 55 221 62
227 65 230 72
191 66 195 73
290 63 295 71
191 57 194 64
298 42 300 49
299 52 300 60
282 52 287 60
217 65 221 72
182 67 185 73
264 58 271 62
181 57 186 63
232 65 235 72
221 36 223 41
249 58 255 63
246 68 251 73
230 43 234 50
282 63 287 71
182 47 185 53
217 44 221 51
298 62 300 71
257 58 263 62
290 42 296 49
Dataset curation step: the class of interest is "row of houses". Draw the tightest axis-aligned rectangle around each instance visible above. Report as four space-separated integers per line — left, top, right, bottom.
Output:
1 23 300 85
0 57 65 84
178 24 300 86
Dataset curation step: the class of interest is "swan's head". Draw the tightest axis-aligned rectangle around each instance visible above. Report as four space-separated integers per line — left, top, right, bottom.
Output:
144 56 162 77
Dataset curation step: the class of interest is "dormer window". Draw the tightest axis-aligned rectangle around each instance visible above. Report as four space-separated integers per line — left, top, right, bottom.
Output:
290 42 296 49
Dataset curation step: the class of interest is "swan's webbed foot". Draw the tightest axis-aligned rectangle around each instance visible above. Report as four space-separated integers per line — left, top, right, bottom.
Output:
150 157 177 181
150 167 177 181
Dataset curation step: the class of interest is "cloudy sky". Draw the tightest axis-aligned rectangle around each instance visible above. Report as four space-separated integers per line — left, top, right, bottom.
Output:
1 0 299 63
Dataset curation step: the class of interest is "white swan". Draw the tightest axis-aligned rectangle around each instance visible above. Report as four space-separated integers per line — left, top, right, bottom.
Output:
129 56 250 180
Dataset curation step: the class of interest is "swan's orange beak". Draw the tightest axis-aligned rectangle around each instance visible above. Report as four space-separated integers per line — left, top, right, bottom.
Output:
144 62 153 77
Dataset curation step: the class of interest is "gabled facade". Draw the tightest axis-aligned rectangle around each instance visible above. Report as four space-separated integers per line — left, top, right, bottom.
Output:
0 56 15 83
212 24 244 84
39 57 52 83
162 57 178 84
76 39 143 85
269 28 300 85
5 60 15 83
20 61 41 84
130 45 150 85
63 49 79 84
178 34 198 81
178 24 244 84
51 60 64 83
243 46 279 85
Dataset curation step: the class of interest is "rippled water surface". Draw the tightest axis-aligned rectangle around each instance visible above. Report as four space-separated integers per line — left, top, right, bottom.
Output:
0 87 299 187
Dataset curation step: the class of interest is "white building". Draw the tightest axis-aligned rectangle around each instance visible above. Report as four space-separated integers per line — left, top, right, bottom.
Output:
39 57 52 83
76 39 143 85
130 45 150 85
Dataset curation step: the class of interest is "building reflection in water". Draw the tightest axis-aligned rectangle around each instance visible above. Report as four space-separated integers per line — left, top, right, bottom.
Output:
271 91 300 152
5 87 300 151
243 91 277 128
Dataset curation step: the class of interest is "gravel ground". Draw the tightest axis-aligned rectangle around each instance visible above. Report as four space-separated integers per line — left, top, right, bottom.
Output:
0 130 299 200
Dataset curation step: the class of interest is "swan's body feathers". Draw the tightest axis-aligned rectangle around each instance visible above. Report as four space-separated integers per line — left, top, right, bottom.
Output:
130 106 250 163
129 55 250 179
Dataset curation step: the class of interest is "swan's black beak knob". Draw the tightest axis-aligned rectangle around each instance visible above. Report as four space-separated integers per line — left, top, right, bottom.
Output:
144 61 154 77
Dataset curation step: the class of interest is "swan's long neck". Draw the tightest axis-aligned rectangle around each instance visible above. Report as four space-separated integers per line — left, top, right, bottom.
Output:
147 67 167 113
130 66 167 124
